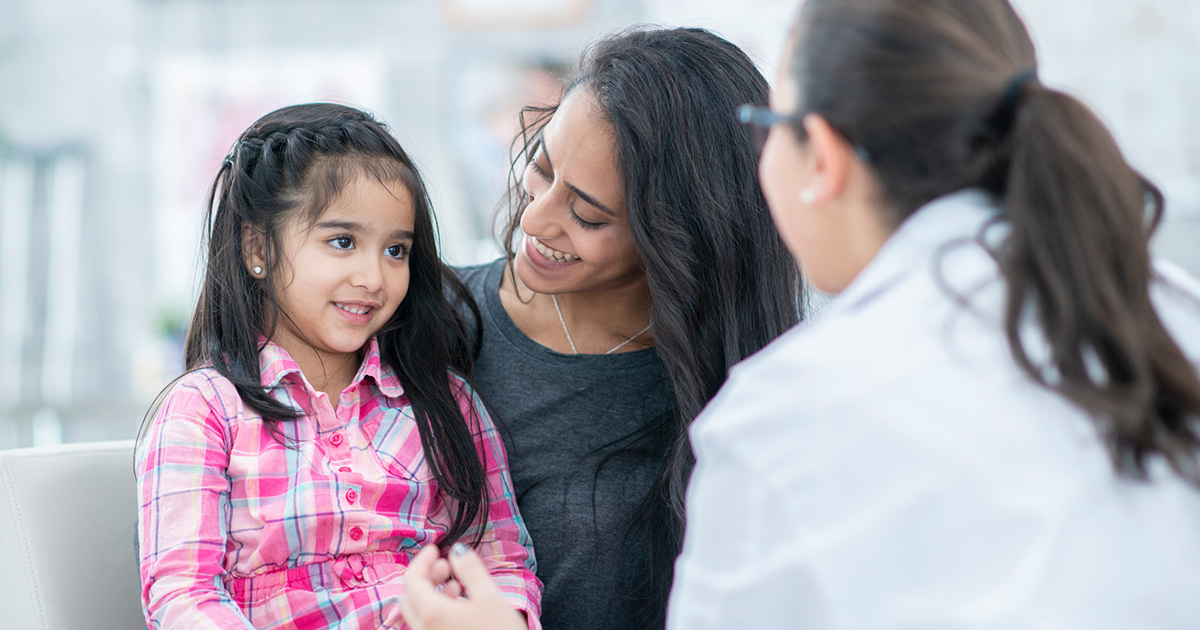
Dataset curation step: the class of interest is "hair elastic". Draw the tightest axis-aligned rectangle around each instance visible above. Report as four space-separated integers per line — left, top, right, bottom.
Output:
1002 69 1038 111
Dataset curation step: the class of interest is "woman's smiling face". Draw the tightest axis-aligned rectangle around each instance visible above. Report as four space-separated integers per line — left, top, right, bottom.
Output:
514 87 645 296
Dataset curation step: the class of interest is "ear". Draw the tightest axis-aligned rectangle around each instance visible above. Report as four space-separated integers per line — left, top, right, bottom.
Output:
241 223 266 277
800 113 857 205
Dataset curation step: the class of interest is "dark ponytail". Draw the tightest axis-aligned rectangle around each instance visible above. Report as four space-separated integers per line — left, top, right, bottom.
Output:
791 0 1200 483
1004 86 1200 480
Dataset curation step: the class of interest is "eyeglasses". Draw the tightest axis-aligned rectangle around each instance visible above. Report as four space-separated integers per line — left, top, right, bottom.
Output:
738 104 791 157
737 103 873 163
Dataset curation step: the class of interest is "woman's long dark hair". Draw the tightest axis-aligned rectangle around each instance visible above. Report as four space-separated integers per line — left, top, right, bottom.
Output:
501 28 804 627
180 103 487 548
789 0 1200 482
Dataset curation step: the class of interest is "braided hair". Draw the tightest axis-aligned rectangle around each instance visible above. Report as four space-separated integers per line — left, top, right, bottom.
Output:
184 103 487 547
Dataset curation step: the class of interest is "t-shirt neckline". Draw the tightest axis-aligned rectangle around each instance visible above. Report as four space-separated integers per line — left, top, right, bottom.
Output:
481 259 659 368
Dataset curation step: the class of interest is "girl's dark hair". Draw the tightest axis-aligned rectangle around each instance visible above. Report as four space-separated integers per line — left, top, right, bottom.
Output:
502 28 803 628
789 0 1200 482
184 103 487 548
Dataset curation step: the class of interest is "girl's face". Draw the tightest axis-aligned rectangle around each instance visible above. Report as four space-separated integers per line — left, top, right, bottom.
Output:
264 174 415 367
514 88 644 296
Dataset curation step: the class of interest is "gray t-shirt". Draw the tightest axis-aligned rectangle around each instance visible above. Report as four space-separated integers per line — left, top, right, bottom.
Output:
457 259 676 630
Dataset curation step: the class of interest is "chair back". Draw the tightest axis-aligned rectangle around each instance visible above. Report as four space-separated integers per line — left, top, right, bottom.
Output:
0 440 143 629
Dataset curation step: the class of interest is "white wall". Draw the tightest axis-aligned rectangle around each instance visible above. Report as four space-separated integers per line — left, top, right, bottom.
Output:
1 0 1196 445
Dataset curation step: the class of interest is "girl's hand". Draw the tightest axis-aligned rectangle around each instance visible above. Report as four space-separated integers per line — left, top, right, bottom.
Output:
402 543 528 630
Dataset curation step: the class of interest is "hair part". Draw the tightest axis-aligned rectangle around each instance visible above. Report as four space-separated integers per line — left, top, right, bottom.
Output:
789 0 1200 483
166 103 488 548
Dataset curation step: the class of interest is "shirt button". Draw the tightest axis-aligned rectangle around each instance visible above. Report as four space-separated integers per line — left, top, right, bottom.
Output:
329 433 344 447
338 466 352 473
346 490 358 504
349 526 364 541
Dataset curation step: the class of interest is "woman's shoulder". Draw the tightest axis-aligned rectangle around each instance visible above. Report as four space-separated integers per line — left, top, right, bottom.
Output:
453 257 505 297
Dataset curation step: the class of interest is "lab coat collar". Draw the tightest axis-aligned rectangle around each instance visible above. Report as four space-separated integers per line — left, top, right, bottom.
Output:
829 188 1002 315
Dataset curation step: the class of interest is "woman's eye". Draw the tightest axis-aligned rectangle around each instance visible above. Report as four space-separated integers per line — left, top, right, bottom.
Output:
522 163 548 198
570 209 606 230
385 244 408 259
329 236 354 250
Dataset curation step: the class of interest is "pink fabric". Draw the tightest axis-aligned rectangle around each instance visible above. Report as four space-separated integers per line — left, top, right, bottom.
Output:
137 338 540 629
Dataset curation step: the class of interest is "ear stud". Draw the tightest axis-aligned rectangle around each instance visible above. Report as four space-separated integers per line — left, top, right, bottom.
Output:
252 266 263 275
799 188 816 204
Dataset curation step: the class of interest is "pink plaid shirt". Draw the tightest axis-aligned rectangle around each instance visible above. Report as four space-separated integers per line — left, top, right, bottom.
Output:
137 338 541 629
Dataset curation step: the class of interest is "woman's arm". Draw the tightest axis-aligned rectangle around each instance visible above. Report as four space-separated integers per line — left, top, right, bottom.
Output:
137 373 255 629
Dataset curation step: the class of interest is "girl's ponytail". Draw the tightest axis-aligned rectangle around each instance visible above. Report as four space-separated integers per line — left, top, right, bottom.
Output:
1002 84 1200 481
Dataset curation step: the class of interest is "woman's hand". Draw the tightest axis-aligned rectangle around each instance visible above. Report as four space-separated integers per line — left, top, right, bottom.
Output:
401 543 529 630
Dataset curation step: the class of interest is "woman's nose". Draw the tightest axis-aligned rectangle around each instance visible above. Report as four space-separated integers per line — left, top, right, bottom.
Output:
520 190 564 238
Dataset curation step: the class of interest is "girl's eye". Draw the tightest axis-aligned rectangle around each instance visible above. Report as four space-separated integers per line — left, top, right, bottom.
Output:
570 209 606 230
385 244 408 259
329 236 354 250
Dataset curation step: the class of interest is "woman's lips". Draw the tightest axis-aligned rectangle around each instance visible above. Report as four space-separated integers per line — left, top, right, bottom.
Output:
530 236 579 262
524 236 581 270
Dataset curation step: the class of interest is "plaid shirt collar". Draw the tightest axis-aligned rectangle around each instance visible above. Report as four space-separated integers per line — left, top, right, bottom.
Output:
256 336 405 399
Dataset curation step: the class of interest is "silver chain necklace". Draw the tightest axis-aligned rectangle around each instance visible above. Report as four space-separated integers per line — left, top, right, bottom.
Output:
551 294 652 355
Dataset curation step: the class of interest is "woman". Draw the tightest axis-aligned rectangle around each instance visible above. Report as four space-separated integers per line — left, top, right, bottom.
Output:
404 0 1200 628
670 0 1200 626
451 27 801 630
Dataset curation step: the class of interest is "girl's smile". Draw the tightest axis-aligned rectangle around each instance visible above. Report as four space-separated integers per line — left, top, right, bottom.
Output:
332 300 382 324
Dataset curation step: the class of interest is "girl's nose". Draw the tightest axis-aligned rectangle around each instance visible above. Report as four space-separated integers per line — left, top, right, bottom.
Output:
351 255 385 292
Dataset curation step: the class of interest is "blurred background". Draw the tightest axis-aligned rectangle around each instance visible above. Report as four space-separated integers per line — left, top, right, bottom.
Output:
1 0 1197 448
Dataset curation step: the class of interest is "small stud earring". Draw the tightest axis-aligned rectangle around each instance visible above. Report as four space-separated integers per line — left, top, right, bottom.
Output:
252 266 263 276
799 188 817 204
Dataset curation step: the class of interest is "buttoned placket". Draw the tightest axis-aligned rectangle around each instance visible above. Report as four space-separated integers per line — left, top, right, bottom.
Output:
313 385 368 551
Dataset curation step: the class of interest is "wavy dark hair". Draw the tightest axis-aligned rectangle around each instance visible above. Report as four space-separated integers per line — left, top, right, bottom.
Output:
501 28 804 627
788 0 1200 482
166 103 487 548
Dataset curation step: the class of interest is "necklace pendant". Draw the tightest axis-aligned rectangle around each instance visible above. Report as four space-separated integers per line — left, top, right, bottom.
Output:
552 294 651 356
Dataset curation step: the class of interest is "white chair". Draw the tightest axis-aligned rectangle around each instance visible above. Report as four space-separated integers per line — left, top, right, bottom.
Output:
0 439 144 629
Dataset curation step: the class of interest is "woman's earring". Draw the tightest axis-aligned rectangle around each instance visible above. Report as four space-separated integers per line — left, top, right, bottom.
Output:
799 188 817 205
252 266 263 276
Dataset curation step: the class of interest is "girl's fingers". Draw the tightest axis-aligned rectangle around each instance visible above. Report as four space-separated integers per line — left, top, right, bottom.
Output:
442 579 463 599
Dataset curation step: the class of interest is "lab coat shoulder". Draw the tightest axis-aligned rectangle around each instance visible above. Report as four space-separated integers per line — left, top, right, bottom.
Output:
1151 258 1200 361
692 262 984 485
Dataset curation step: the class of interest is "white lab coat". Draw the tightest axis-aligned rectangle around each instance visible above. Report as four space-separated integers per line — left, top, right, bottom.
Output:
668 190 1200 629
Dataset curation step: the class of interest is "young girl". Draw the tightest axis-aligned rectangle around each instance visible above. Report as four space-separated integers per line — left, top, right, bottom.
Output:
136 103 541 629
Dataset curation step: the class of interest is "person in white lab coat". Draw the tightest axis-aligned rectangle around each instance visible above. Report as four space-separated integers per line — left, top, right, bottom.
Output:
398 0 1200 628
